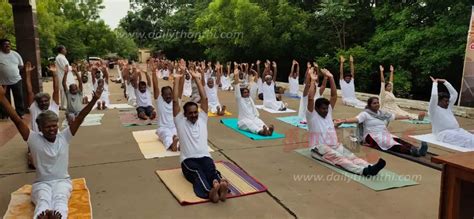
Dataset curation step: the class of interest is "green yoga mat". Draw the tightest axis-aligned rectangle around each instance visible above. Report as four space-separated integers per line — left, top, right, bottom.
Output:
295 148 418 191
400 118 431 124
276 116 357 130
220 118 285 140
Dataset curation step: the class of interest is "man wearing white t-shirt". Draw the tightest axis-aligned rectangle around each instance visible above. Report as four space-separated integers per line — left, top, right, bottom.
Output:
150 61 179 151
429 77 474 148
339 55 365 109
204 77 227 115
307 67 386 176
173 63 229 203
55 45 75 109
133 69 156 120
288 60 300 96
0 79 104 219
0 39 25 118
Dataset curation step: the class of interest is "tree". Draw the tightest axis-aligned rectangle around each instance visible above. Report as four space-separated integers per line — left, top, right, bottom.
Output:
316 0 355 50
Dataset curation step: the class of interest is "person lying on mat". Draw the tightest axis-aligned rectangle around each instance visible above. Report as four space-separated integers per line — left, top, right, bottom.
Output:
288 60 300 96
62 64 84 125
233 69 274 136
429 77 473 148
307 67 386 176
297 63 326 124
0 80 104 219
173 64 229 203
132 67 156 120
151 61 180 152
262 62 288 111
379 65 425 120
339 97 428 157
339 55 366 109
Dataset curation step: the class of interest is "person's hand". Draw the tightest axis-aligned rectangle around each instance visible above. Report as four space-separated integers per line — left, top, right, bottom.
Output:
437 79 446 83
313 62 318 68
307 62 311 68
322 69 333 78
349 55 354 62
333 119 344 128
390 65 394 72
379 65 384 72
292 60 297 65
272 61 277 68
25 61 36 73
340 55 345 62
0 85 5 97
309 67 317 81
190 69 201 80
430 76 436 83
256 60 261 65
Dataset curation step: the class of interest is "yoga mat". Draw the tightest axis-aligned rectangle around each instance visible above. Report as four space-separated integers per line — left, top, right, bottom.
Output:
220 118 285 140
295 148 418 191
283 93 301 99
384 149 441 170
155 161 268 205
3 178 92 218
276 116 357 130
400 118 431 124
119 111 157 127
409 133 473 152
61 113 104 128
132 129 214 159
255 105 296 114
109 103 135 109
208 111 233 117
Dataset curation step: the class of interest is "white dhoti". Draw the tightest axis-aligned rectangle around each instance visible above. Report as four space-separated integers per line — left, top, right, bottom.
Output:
342 97 366 109
156 126 178 149
32 179 72 218
263 100 285 111
209 102 222 114
312 144 369 175
438 128 474 149
238 118 266 134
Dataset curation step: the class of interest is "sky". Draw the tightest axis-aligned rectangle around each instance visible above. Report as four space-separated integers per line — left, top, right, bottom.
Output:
99 0 131 29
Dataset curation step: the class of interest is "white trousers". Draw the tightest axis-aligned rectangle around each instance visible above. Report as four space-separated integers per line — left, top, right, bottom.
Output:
238 118 266 134
32 179 72 218
438 128 474 149
157 126 178 149
312 144 369 175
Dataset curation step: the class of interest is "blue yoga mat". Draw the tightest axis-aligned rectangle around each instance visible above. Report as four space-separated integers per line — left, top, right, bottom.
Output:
399 117 431 124
277 116 357 130
220 118 285 140
284 93 301 99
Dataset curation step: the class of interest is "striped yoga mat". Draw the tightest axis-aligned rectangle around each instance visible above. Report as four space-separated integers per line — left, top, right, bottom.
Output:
3 178 93 218
155 161 267 205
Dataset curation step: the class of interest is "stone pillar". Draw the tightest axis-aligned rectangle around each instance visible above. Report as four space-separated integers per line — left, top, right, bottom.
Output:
9 0 42 97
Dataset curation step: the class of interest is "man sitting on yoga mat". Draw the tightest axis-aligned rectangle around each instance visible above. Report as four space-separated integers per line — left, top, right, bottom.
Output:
204 77 227 116
339 55 366 109
262 62 288 111
429 77 473 148
173 64 229 203
132 67 156 120
306 67 386 176
340 97 428 157
150 60 180 151
297 62 326 124
233 68 275 136
0 80 103 219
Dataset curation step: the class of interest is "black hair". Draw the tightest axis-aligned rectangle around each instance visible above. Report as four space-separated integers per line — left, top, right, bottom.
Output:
240 87 249 95
366 96 379 109
315 98 330 109
138 81 147 87
161 86 172 93
56 45 66 53
343 74 352 78
183 101 198 113
384 82 392 89
438 92 450 101
0 39 10 46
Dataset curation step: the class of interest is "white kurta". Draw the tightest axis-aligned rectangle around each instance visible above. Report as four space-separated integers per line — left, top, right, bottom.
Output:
55 54 75 108
183 77 192 97
156 96 177 149
235 84 266 133
429 81 474 148
262 81 285 110
288 76 299 95
205 85 221 113
297 85 321 123
340 79 365 109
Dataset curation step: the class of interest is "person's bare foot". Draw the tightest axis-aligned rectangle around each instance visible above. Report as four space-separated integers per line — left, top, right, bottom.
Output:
219 179 229 201
209 180 220 203
418 112 426 120
268 124 274 135
138 112 148 120
170 135 179 152
96 102 102 110
27 152 35 169
220 106 227 115
150 111 157 120
101 102 107 110
262 125 269 136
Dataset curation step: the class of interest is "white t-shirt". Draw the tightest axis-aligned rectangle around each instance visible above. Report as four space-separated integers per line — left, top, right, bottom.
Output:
135 87 153 107
183 78 192 97
28 127 72 182
306 106 338 147
30 101 60 132
262 81 276 101
340 79 357 100
288 76 299 95
235 84 259 121
157 95 174 128
429 82 460 135
0 50 23 85
356 111 395 137
174 111 210 162
55 54 75 85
